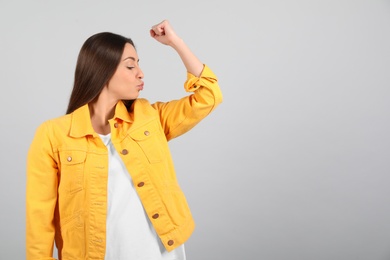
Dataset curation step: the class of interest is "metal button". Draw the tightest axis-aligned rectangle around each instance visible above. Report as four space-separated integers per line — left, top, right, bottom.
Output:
114 122 118 128
137 182 145 187
152 213 159 219
144 131 150 136
121 149 128 155
67 156 72 162
167 240 174 246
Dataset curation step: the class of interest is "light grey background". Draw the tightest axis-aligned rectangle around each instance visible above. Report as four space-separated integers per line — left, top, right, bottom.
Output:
1 0 390 259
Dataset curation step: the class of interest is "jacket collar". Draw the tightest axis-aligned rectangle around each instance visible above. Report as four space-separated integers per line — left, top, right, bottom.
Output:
69 100 133 138
114 100 133 123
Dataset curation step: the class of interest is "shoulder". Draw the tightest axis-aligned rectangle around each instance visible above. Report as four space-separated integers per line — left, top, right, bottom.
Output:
134 98 152 106
132 98 165 120
33 114 72 137
29 114 71 151
133 98 156 112
45 113 72 129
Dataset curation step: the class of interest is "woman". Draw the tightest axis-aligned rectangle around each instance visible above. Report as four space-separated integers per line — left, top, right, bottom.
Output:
26 20 222 259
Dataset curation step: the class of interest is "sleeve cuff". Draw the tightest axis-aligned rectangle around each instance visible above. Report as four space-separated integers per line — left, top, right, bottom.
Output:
183 64 218 92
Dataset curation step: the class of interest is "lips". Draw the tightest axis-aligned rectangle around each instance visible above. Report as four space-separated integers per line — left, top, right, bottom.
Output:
138 83 144 91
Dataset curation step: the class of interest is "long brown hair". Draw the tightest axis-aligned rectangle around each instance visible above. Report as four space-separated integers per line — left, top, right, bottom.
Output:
66 32 135 114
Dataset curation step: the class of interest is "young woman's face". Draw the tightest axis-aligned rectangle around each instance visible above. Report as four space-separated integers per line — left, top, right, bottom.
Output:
106 43 144 100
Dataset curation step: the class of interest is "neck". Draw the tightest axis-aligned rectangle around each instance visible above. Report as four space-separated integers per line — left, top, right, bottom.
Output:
89 92 118 135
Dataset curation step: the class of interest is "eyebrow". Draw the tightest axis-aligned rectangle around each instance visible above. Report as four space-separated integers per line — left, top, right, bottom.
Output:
123 57 139 62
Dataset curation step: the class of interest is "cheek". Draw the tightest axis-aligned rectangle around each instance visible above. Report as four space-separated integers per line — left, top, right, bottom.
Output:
126 73 135 82
114 73 132 88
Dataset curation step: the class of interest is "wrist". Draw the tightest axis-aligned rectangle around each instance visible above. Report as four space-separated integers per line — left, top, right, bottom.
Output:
170 37 185 51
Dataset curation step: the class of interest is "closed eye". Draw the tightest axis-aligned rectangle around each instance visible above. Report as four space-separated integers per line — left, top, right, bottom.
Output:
127 66 134 70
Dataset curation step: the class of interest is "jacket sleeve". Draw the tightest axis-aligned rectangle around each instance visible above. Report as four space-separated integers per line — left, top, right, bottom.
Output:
151 64 223 141
26 121 58 260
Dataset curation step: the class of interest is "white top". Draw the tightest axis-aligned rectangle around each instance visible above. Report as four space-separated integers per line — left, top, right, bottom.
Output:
100 133 186 260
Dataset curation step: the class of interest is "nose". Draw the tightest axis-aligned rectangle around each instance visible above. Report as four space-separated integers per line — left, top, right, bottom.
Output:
137 67 144 79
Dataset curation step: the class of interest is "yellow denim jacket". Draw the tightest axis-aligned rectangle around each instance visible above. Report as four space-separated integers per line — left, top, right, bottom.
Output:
26 65 222 260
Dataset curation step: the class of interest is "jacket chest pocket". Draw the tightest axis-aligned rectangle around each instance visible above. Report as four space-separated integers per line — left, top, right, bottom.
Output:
129 122 165 164
59 150 87 194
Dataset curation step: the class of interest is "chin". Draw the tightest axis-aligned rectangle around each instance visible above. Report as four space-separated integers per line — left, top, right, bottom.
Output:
124 94 139 100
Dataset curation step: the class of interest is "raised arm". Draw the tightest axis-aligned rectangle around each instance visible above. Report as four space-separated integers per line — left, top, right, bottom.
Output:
150 20 203 77
149 20 222 140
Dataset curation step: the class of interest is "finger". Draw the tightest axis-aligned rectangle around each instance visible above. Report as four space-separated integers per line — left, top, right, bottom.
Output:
157 26 165 36
150 25 162 36
151 20 168 36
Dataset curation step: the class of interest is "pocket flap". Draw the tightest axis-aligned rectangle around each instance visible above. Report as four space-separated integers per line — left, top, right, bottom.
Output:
129 128 154 141
60 150 87 165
